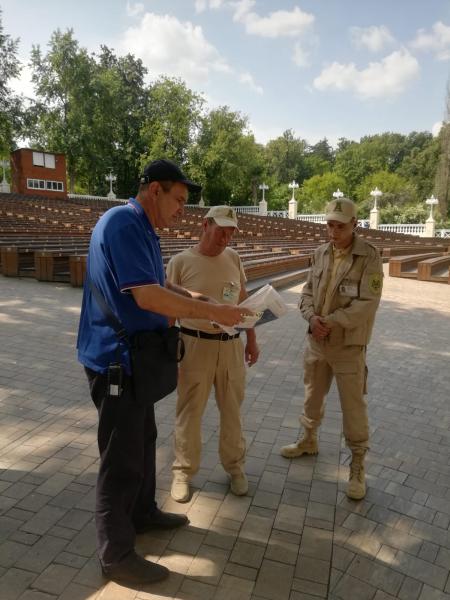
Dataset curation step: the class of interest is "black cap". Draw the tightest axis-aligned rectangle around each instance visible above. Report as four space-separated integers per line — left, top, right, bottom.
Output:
140 159 201 193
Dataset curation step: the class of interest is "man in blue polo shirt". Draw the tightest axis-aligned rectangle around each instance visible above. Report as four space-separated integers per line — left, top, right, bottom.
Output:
77 159 249 586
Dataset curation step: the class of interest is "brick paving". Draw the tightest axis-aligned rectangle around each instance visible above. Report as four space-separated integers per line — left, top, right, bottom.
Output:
0 266 449 600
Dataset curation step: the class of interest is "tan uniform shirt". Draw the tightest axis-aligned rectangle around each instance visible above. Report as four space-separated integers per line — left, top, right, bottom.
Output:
299 235 383 346
166 246 246 333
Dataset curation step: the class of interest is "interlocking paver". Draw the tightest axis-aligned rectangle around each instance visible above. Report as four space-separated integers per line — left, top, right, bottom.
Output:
0 267 449 598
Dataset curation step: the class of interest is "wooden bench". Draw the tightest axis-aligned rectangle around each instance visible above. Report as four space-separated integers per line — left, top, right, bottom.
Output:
389 253 441 279
417 255 450 284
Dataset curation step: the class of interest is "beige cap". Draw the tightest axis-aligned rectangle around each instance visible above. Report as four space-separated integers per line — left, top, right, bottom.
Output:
205 205 239 229
325 198 357 224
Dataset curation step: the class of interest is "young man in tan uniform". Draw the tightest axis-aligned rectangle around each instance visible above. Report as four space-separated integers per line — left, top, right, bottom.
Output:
280 198 383 500
166 206 259 502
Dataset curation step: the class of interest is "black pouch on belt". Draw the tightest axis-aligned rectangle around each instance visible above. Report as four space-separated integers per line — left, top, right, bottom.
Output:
130 326 185 403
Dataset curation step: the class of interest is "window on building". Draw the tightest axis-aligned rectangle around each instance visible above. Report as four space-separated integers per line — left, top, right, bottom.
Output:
27 178 64 192
44 154 55 169
32 151 56 168
32 152 44 166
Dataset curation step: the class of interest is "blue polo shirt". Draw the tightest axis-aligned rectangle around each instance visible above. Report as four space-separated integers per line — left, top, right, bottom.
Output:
77 198 168 374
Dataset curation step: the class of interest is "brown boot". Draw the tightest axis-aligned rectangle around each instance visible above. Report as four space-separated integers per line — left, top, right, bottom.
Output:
347 452 366 500
280 428 318 458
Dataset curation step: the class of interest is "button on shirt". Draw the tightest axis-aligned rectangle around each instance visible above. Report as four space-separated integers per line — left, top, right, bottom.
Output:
77 198 168 374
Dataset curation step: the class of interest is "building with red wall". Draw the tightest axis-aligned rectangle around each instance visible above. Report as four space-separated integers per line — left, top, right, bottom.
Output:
10 149 67 199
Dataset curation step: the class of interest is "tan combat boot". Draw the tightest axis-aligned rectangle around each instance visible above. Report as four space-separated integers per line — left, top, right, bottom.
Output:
280 429 318 458
347 452 366 500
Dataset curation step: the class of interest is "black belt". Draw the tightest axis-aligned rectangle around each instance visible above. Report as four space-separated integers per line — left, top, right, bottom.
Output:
180 326 240 341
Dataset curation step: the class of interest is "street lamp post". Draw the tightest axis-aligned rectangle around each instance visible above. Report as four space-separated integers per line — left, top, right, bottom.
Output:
369 187 382 230
370 186 382 210
288 180 299 201
105 168 117 200
0 158 10 193
258 182 269 202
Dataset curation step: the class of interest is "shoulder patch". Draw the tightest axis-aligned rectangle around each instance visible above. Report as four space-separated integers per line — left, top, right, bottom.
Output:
368 272 382 294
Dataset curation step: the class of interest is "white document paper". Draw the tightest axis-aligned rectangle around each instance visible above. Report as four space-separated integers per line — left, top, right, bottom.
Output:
216 284 288 335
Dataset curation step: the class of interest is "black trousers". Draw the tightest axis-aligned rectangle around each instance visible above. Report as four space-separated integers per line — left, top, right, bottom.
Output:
85 367 158 567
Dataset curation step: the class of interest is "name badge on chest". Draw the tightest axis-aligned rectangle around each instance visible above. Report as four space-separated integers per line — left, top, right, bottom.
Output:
222 281 240 302
339 281 359 298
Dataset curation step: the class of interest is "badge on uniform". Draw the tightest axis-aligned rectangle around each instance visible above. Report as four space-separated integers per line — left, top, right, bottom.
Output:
339 280 359 298
368 273 382 294
222 281 240 302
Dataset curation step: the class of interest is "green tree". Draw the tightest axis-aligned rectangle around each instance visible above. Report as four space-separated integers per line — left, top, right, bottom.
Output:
189 106 262 205
304 138 335 178
398 133 439 201
28 29 97 192
355 170 417 217
140 77 203 169
0 8 22 155
264 129 308 184
297 172 347 213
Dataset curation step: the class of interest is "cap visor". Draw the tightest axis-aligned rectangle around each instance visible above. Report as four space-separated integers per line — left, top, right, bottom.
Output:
213 217 240 230
181 179 202 193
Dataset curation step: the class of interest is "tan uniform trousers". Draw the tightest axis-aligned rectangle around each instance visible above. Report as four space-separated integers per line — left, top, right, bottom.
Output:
172 333 246 480
300 336 369 453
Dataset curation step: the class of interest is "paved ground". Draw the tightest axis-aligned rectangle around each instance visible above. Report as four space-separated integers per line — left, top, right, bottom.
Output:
0 266 449 600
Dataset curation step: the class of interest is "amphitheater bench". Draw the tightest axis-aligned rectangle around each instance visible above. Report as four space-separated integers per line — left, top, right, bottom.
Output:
388 253 441 279
69 255 87 287
417 255 450 284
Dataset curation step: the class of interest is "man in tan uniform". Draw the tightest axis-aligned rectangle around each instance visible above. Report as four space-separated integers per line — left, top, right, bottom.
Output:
166 206 259 502
280 198 383 500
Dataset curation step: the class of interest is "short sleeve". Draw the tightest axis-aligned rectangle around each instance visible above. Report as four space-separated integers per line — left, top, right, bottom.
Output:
108 222 160 292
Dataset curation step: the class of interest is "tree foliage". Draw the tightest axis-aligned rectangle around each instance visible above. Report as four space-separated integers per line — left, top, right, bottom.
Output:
0 8 22 155
0 24 443 220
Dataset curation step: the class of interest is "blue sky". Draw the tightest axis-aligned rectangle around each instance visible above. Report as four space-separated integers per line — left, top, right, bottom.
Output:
3 0 450 146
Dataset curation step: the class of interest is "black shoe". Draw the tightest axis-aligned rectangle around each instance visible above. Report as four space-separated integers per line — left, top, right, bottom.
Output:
102 552 169 585
135 508 189 533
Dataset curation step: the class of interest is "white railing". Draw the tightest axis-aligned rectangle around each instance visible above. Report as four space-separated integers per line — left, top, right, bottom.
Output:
296 213 326 223
68 193 127 204
267 210 288 218
379 223 425 235
436 229 450 238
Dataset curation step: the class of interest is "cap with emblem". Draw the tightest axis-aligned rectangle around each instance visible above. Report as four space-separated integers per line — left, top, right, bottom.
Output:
205 205 239 229
139 158 202 193
325 197 357 224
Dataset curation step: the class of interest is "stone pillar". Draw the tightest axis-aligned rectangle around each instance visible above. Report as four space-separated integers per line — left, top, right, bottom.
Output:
259 199 267 216
288 198 297 219
199 196 205 207
0 180 10 193
424 214 436 238
369 205 379 229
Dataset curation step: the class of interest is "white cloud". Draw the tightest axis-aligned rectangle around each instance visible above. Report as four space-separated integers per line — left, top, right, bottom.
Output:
432 121 443 136
119 12 262 94
411 21 450 60
234 4 315 38
313 49 419 99
195 0 226 12
351 25 395 53
126 1 144 17
292 42 310 68
239 72 263 94
120 13 230 85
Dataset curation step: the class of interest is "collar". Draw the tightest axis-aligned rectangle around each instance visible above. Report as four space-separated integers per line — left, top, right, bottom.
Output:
324 234 368 257
128 197 159 241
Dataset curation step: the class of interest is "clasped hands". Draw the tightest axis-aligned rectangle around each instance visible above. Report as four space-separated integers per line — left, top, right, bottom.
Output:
309 315 331 340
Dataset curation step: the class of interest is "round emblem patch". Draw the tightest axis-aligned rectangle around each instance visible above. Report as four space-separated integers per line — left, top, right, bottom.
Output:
368 273 382 294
